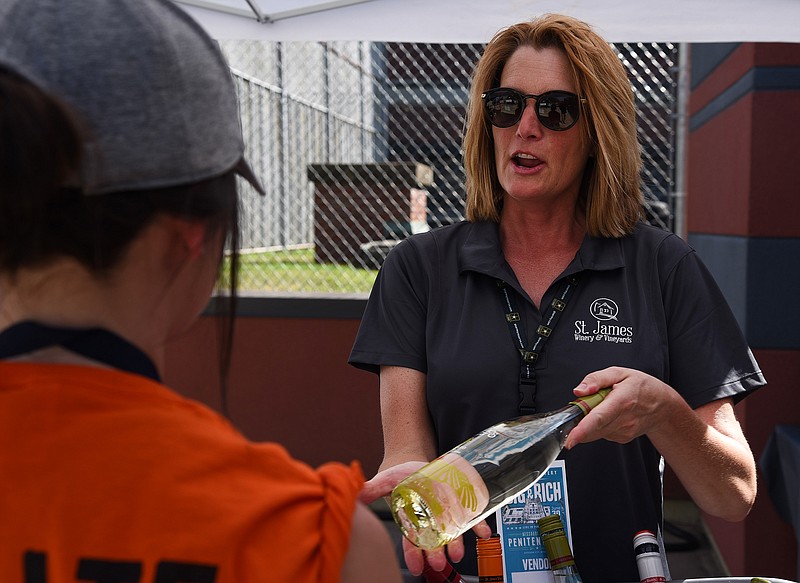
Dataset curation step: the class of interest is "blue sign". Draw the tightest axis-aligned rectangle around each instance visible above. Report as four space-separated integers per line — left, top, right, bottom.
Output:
495 461 572 583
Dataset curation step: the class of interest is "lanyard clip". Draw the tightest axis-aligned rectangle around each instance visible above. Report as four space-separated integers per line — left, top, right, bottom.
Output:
519 377 537 414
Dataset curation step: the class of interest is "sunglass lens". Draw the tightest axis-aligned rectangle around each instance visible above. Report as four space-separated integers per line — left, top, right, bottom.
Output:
537 92 580 131
485 90 523 128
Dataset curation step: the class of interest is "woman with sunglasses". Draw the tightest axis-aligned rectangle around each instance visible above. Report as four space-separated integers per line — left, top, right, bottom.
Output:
350 13 764 582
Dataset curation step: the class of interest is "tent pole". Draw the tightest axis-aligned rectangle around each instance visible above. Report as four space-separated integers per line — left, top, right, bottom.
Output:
673 42 689 240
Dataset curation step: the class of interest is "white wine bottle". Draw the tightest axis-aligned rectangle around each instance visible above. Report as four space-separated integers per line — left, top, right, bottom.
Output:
390 389 611 550
538 514 583 583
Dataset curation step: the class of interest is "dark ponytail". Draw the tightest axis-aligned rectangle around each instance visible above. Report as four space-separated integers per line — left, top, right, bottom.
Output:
0 66 84 272
0 66 241 411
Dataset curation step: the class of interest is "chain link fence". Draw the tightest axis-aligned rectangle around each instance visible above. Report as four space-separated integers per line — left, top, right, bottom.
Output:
219 40 680 294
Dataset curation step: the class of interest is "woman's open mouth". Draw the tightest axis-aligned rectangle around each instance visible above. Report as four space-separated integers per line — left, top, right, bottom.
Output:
512 152 543 169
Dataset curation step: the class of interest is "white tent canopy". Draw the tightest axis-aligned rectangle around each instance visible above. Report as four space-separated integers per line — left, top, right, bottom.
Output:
175 0 800 43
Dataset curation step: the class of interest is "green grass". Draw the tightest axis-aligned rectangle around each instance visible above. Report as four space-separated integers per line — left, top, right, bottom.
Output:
221 247 379 293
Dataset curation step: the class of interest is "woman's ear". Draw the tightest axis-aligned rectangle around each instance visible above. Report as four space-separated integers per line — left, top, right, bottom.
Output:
185 223 208 259
166 217 209 260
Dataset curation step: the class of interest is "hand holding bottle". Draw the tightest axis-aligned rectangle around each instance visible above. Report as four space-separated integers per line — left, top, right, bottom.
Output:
359 461 428 506
360 460 492 575
568 366 757 522
390 389 611 551
566 366 677 448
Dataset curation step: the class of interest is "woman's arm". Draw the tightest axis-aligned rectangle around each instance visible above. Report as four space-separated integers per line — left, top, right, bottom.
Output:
341 502 403 583
567 367 756 522
378 365 437 471
655 395 756 521
361 366 491 575
371 366 443 575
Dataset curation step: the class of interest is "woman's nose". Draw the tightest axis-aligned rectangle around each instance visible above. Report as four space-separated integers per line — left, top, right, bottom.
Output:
515 101 543 138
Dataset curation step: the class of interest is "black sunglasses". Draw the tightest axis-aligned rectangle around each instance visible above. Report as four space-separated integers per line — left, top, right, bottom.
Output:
481 87 586 131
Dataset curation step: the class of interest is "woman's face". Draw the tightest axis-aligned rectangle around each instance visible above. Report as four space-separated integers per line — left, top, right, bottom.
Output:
492 45 592 208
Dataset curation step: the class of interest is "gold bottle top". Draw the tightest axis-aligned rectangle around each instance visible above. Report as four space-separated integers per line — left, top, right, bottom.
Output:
537 514 576 569
569 388 611 416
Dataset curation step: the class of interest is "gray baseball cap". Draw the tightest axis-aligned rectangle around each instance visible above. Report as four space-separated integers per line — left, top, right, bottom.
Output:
0 0 265 196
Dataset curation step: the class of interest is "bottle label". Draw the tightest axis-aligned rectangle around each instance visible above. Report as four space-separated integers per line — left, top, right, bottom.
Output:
548 554 576 569
636 553 667 583
415 453 490 515
391 452 491 549
634 531 667 583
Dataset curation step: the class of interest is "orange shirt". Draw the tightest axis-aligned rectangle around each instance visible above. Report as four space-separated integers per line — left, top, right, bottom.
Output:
0 362 364 583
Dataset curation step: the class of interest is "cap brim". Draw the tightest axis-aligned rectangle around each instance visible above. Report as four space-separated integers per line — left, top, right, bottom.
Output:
234 158 266 196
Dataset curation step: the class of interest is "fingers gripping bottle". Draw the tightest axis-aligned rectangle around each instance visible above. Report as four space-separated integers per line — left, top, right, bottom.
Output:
390 389 611 550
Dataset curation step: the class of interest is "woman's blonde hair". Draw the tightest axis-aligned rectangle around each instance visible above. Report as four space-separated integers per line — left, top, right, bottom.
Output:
463 14 643 237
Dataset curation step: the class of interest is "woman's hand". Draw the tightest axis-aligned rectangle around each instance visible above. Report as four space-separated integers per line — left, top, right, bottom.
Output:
566 366 676 448
359 462 492 576
402 519 492 575
359 461 427 505
567 366 757 521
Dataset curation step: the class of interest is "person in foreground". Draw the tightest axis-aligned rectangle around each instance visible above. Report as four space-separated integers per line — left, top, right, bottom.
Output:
0 1 400 581
350 13 765 582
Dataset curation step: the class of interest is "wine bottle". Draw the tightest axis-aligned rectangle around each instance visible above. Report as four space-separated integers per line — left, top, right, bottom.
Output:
537 514 583 583
633 530 668 583
476 535 505 582
390 389 611 550
422 560 468 583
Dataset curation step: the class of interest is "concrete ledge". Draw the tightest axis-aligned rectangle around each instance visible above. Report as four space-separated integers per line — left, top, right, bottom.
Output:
205 293 369 320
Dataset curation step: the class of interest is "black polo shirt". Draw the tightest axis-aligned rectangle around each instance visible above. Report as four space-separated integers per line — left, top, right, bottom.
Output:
349 220 765 581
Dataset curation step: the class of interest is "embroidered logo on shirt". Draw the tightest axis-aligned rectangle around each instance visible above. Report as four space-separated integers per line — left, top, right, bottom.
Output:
573 297 634 344
589 298 619 321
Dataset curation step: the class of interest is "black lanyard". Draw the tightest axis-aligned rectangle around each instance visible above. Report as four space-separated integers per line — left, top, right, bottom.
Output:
498 273 581 414
0 321 161 382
